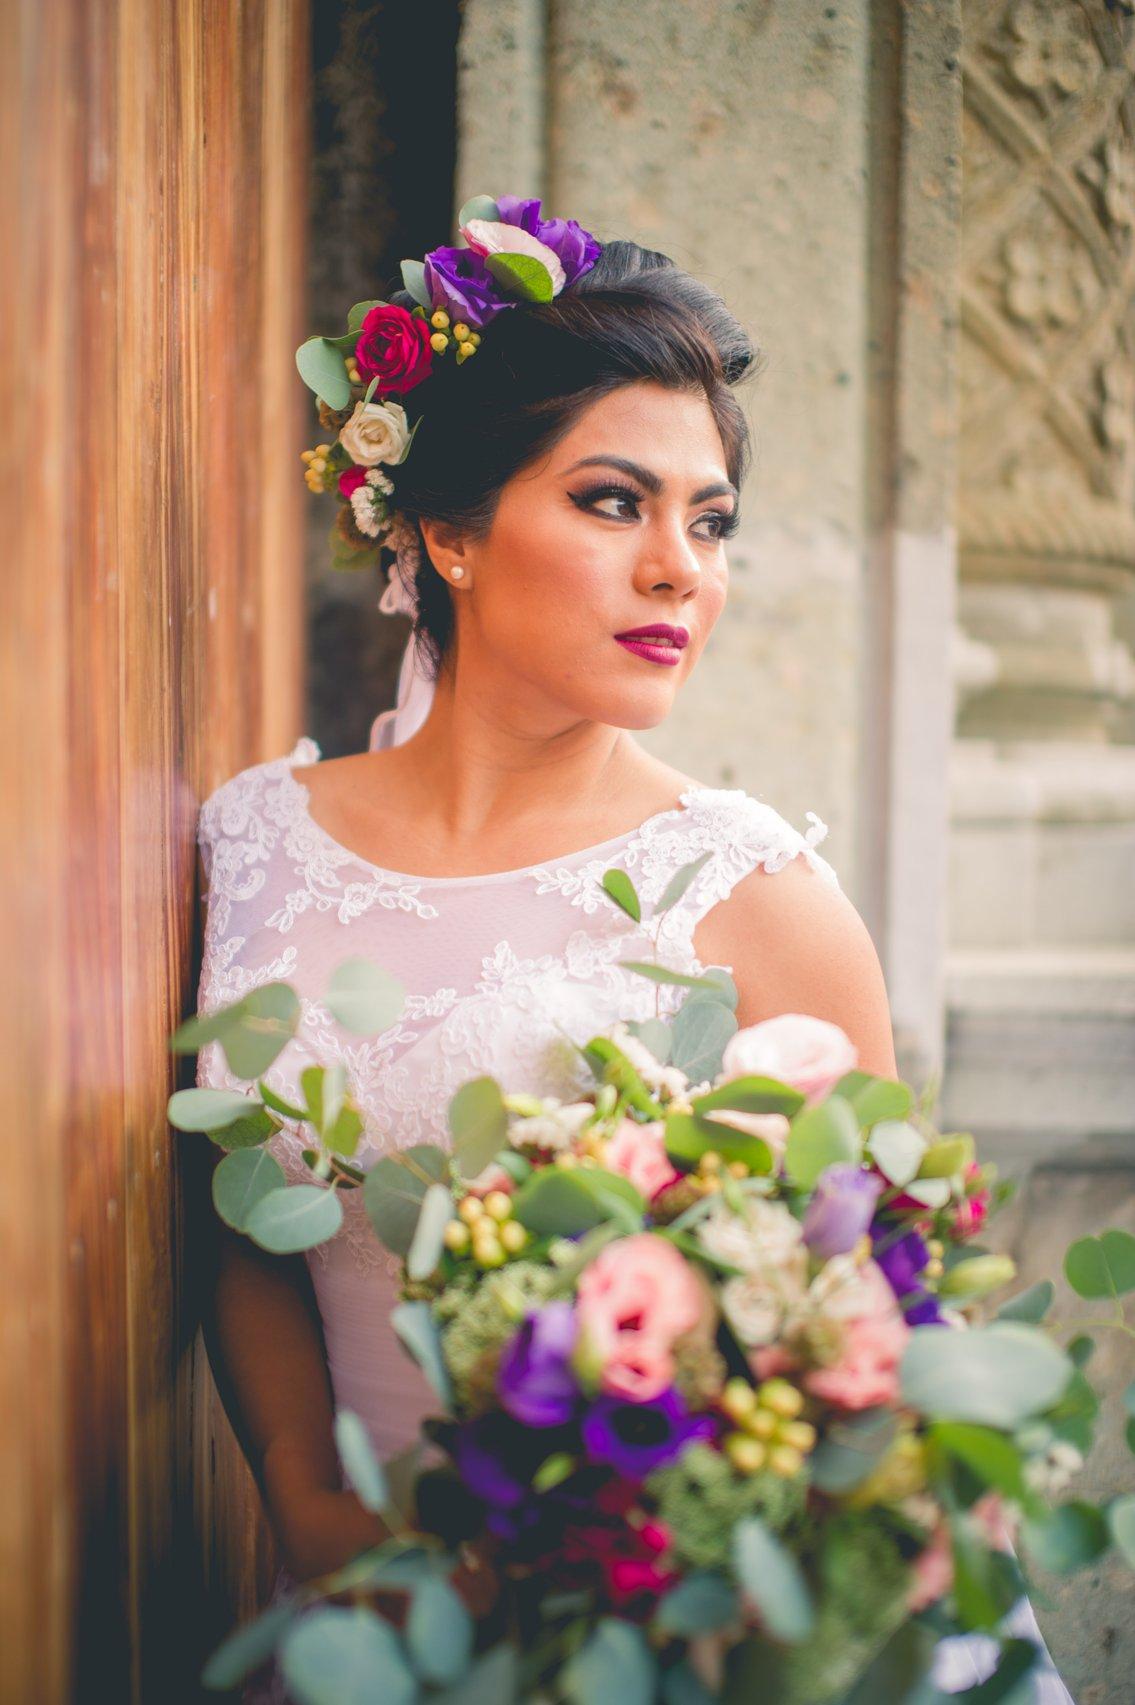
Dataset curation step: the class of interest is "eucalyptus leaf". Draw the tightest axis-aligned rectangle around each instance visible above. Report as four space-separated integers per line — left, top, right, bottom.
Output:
901 1324 1071 1429
600 867 641 922
627 1017 673 1063
280 1605 416 1705
430 1641 518 1705
810 1407 898 1493
448 1075 508 1179
661 1660 718 1705
391 1300 452 1406
407 1182 454 1282
918 1134 975 1178
512 1165 644 1237
245 1184 344 1254
1109 1493 1135 1567
333 1410 389 1514
400 258 432 309
930 1422 1027 1502
732 1516 814 1642
405 1576 473 1685
168 1087 262 1134
561 1617 656 1705
316 1063 348 1137
485 251 555 302
363 1144 449 1256
996 1280 1055 1325
866 1120 927 1187
200 1598 300 1689
258 1081 308 1122
655 1572 739 1636
841 1073 915 1128
783 1096 860 1189
457 193 501 226
657 850 715 913
216 981 301 1078
295 337 352 411
670 995 737 1082
347 298 382 334
323 958 406 1036
618 958 724 992
693 1074 804 1117
211 1107 279 1151
169 999 246 1054
323 1102 363 1159
1021 1502 1109 1575
582 1035 657 1114
212 1147 286 1231
664 1111 773 1175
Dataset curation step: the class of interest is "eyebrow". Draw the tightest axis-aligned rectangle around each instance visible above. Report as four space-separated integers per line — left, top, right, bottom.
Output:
563 455 739 505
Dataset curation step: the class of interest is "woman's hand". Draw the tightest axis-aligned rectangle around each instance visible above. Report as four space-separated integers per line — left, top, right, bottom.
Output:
275 1486 392 1586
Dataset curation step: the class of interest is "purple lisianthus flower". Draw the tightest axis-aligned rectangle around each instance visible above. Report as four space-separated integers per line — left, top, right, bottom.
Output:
497 1301 580 1427
582 1387 716 1480
803 1164 884 1261
494 193 602 288
422 245 512 329
872 1224 944 1326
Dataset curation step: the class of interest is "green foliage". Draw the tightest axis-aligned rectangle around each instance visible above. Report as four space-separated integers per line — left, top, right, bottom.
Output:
930 1422 1028 1503
783 1095 860 1189
561 1618 656 1705
200 1598 300 1690
363 1144 449 1257
279 1605 416 1705
512 1165 645 1237
212 1148 286 1231
168 1086 262 1134
448 1075 508 1180
1021 1502 1110 1574
810 1408 898 1494
1064 1230 1135 1299
656 850 716 913
245 1184 343 1254
323 958 405 1036
664 1111 773 1176
732 1516 814 1642
654 1572 739 1637
625 1017 673 1062
399 259 432 309
404 1576 473 1686
996 1280 1055 1325
1109 1494 1135 1567
457 194 500 227
333 1410 389 1515
406 1182 454 1282
485 252 556 303
692 1074 805 1118
670 994 737 1082
391 1300 453 1408
647 1444 806 1570
835 1071 914 1128
601 867 641 922
435 1260 558 1409
295 338 352 411
901 1324 1072 1429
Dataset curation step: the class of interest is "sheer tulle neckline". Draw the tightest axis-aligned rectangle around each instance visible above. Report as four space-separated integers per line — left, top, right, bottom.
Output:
281 744 707 888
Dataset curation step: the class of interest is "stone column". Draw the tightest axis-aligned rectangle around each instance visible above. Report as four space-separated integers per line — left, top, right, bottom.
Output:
944 0 1135 1161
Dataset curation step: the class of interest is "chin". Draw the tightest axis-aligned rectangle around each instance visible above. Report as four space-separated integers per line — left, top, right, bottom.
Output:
591 689 679 731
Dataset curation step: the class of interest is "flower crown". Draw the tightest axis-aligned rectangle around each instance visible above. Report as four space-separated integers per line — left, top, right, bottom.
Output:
295 192 601 605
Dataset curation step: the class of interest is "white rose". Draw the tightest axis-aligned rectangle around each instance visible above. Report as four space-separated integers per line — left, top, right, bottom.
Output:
339 400 411 468
696 1196 806 1280
510 1098 594 1153
720 1274 788 1347
459 219 567 295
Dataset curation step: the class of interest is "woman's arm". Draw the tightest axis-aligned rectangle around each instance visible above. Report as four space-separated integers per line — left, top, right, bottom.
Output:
693 855 899 1078
197 1146 389 1581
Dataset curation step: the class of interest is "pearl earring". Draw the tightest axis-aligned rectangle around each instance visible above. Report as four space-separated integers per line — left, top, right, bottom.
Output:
450 566 465 581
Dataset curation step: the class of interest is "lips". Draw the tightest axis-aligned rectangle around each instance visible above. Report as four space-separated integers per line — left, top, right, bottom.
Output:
613 624 689 649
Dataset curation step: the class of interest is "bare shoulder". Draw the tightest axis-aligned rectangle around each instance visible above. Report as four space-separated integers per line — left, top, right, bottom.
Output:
693 853 898 1079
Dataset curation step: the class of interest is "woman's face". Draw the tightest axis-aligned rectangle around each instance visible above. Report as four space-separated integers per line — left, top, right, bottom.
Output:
420 380 739 732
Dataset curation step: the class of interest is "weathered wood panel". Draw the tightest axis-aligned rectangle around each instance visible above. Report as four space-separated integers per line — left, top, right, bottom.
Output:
0 3 309 1699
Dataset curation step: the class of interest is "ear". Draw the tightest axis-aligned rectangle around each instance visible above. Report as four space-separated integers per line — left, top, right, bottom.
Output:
418 517 472 577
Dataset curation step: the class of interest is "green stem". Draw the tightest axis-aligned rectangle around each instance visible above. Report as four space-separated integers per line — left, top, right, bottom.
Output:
1057 1309 1135 1342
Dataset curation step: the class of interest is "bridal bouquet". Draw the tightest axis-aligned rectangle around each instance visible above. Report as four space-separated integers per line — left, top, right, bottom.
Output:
173 861 1135 1704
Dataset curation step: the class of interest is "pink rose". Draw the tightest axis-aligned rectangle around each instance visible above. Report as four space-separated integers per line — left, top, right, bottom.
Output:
353 302 434 395
951 1161 990 1240
719 1013 858 1108
338 466 367 498
576 1234 707 1402
605 1119 681 1202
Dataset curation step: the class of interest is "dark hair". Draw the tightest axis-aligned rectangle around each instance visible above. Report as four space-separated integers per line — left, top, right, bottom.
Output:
385 239 763 678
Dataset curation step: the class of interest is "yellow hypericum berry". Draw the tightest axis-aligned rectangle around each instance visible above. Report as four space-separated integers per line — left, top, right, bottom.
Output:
314 444 331 456
458 340 476 357
768 1444 805 1478
443 1220 470 1253
457 1195 485 1225
310 457 327 474
697 1152 722 1175
725 1433 767 1475
483 1191 512 1223
779 1420 817 1454
759 1378 805 1420
748 1408 778 1442
721 1377 758 1424
430 310 451 329
727 1160 749 1180
474 1236 505 1268
558 1153 578 1170
927 1238 945 1259
452 322 470 341
469 332 481 347
301 449 315 463
500 1220 528 1254
429 332 449 354
924 1257 944 1280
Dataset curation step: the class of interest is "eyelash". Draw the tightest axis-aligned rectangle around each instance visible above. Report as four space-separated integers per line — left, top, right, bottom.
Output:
570 480 740 541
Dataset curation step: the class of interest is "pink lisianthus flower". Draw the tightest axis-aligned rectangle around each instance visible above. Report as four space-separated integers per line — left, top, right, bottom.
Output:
719 1013 858 1108
804 1260 909 1410
604 1118 681 1202
575 1234 708 1402
952 1161 991 1240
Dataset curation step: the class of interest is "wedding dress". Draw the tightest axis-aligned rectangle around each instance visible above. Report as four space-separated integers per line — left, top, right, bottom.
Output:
193 735 1073 1704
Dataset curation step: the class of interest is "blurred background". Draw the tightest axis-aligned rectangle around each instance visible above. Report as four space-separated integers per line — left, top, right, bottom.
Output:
2 0 1132 1699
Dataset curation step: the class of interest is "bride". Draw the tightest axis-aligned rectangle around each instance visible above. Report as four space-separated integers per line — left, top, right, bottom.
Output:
194 216 1073 1701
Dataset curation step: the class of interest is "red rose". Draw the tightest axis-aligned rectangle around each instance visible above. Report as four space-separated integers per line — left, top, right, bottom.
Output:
354 303 434 395
338 467 367 498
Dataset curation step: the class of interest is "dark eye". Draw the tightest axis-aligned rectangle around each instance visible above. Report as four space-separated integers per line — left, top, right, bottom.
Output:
570 481 645 520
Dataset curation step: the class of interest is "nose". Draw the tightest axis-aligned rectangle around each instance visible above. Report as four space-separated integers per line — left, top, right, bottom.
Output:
632 513 702 599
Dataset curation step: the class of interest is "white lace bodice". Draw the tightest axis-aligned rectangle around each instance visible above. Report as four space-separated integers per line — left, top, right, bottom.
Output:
193 735 840 1458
